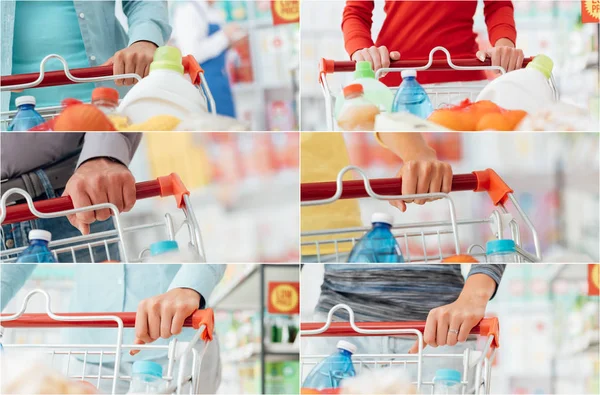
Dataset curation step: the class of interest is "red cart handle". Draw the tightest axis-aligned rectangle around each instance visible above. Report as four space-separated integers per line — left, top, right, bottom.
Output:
301 317 499 348
301 169 512 207
320 57 534 74
2 173 190 225
0 308 215 341
0 55 204 89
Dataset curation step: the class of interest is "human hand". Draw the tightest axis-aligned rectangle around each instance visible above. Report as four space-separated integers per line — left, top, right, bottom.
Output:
103 40 158 86
351 46 400 76
130 288 201 355
391 154 452 212
476 38 524 73
408 286 489 354
62 158 136 235
223 23 246 44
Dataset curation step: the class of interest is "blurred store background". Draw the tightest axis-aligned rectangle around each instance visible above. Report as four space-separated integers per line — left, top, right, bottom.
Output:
2 264 300 394
300 0 599 130
126 132 299 263
300 264 600 394
301 132 599 262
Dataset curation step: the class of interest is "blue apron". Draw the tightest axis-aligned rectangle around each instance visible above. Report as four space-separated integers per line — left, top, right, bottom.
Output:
201 22 236 118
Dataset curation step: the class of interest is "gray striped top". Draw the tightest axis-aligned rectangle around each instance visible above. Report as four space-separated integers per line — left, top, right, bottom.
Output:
315 264 505 322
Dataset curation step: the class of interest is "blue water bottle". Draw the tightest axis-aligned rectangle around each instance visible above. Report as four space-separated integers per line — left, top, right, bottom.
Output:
348 212 404 263
391 70 433 118
302 340 357 392
16 230 56 263
7 96 45 131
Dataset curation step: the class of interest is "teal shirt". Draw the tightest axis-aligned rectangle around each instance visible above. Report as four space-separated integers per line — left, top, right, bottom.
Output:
11 1 94 110
1 0 172 113
1 264 225 362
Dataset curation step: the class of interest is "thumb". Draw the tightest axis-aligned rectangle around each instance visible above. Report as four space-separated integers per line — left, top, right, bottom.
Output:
390 51 401 60
129 337 145 356
408 339 426 354
101 57 114 67
476 50 490 63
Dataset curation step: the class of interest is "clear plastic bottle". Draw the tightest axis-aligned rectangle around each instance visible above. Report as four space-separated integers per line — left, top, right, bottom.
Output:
336 84 380 131
391 70 433 119
433 369 462 394
348 212 404 263
127 361 165 394
92 87 120 115
16 230 56 263
143 240 199 263
302 340 357 392
486 239 518 263
8 96 46 131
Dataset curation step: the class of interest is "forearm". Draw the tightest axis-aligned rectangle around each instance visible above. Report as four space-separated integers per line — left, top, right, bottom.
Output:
342 1 375 58
377 133 437 162
168 265 226 308
123 0 172 47
77 133 142 168
483 0 517 46
495 37 515 47
460 272 499 302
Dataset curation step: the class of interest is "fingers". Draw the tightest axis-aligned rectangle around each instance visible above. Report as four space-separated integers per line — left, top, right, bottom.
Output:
357 48 374 66
133 55 146 85
458 315 480 343
390 51 401 61
129 337 145 356
148 299 161 341
436 309 450 347
490 48 500 71
441 163 453 194
401 161 418 204
101 57 114 67
423 309 438 348
160 306 175 339
113 51 125 86
106 182 125 216
516 50 524 70
67 187 95 234
414 162 433 205
134 302 152 346
368 46 382 71
408 338 424 354
122 176 136 213
446 315 463 346
124 51 137 86
87 186 111 222
171 309 187 336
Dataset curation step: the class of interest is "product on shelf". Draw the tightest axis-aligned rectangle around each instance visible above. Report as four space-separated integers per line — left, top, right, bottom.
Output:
348 213 404 263
302 341 357 393
267 100 297 131
336 84 380 131
227 38 254 84
428 99 527 131
8 96 46 131
391 70 433 119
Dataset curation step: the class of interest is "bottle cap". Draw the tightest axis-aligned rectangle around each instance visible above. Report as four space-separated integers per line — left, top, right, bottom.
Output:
353 61 375 79
371 212 394 226
150 240 179 256
29 229 52 242
132 360 163 378
486 239 516 254
150 46 184 74
337 340 357 354
342 84 364 98
401 69 417 79
15 96 36 107
92 87 119 104
433 369 461 383
526 54 553 79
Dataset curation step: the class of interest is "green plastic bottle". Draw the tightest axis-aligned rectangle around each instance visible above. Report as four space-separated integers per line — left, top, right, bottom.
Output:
335 61 395 119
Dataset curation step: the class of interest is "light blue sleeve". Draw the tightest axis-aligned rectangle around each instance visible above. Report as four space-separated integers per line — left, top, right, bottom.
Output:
168 264 226 308
122 0 172 47
1 264 37 311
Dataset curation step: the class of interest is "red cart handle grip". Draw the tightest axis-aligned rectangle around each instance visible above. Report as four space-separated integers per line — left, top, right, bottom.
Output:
1 308 215 341
0 55 203 89
2 173 190 225
301 317 499 348
320 57 534 74
301 169 512 207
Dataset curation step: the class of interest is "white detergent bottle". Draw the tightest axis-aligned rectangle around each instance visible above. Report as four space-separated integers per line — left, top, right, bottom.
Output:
118 46 208 124
476 54 555 114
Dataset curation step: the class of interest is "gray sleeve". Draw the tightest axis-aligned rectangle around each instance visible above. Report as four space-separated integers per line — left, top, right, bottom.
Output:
467 264 506 299
77 133 142 168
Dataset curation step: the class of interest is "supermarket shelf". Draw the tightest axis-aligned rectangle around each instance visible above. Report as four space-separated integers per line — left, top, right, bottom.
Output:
558 330 600 356
222 342 299 364
210 264 298 310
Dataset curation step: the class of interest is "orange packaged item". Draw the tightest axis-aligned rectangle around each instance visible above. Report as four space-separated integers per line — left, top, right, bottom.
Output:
336 84 380 131
53 103 116 132
428 99 527 131
442 254 479 263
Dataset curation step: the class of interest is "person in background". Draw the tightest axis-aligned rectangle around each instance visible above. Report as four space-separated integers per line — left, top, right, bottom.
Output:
342 0 524 86
1 1 171 112
170 0 246 118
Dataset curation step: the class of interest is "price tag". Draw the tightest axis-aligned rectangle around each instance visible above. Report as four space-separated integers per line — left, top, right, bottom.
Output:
582 1 600 23
588 264 599 296
271 0 300 25
268 282 299 314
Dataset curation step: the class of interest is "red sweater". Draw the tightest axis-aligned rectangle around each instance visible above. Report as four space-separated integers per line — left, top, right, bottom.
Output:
342 1 517 86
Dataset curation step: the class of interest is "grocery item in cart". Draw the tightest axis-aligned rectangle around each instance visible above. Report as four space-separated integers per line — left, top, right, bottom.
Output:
428 99 527 131
302 340 357 393
476 55 555 114
486 239 518 263
516 101 598 131
53 102 117 131
118 46 208 124
335 61 394 117
340 369 416 394
336 84 380 131
91 87 120 116
144 240 198 263
127 361 165 394
16 230 56 263
441 254 479 263
391 70 433 119
374 112 451 132
7 96 45 131
432 369 462 394
347 212 404 263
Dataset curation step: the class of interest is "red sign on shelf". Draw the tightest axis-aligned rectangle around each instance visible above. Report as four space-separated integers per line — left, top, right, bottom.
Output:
582 1 600 23
588 264 599 296
268 282 300 314
271 0 299 25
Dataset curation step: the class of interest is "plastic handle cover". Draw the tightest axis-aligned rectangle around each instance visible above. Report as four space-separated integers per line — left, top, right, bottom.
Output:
2 173 189 225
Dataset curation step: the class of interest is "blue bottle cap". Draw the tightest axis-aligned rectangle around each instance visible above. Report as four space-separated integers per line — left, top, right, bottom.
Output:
433 369 461 383
132 360 162 378
149 240 179 256
486 239 516 254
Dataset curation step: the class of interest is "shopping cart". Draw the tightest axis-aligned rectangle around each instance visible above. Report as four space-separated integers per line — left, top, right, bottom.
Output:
0 173 206 263
0 53 216 129
0 289 214 395
301 166 541 263
300 304 499 394
319 46 560 130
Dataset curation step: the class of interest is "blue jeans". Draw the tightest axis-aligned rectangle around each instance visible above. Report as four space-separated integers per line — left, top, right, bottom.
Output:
1 170 120 262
